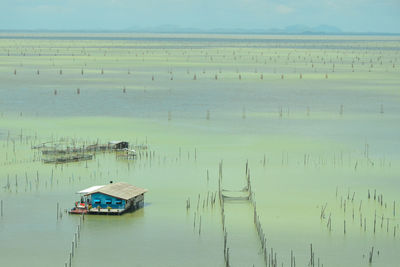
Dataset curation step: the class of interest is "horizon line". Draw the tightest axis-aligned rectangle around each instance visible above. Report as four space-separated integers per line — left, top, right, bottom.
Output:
1 29 400 36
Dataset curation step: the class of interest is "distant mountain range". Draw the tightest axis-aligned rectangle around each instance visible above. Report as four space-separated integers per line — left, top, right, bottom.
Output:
124 24 344 35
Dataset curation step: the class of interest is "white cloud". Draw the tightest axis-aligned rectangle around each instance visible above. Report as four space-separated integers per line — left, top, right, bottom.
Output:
275 4 294 14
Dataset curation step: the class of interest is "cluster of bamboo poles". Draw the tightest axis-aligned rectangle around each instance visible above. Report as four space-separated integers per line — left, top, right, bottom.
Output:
3 170 46 193
17 59 394 83
186 191 217 212
137 150 155 160
322 187 399 246
188 191 218 237
2 131 42 166
309 244 322 267
64 213 85 267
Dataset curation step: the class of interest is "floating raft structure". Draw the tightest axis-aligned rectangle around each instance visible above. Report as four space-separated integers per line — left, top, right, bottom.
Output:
39 141 130 155
70 182 148 215
43 154 93 164
34 140 141 164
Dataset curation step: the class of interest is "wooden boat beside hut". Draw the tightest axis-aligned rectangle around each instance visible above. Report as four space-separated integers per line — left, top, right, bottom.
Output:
70 182 147 215
116 148 137 159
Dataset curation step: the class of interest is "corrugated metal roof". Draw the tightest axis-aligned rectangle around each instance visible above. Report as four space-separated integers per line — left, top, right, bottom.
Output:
77 185 105 194
86 182 147 200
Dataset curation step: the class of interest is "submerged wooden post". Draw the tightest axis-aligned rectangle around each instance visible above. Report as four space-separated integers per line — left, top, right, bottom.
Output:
369 247 374 263
199 216 202 235
394 201 396 217
387 218 389 232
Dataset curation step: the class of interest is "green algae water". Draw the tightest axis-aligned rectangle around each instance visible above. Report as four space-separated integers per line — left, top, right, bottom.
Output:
0 33 399 266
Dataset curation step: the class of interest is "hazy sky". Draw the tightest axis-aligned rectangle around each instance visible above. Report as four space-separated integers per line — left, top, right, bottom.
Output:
1 0 399 33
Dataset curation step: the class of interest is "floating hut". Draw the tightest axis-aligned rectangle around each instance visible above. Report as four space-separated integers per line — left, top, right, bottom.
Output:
108 141 129 150
85 141 129 152
70 182 147 215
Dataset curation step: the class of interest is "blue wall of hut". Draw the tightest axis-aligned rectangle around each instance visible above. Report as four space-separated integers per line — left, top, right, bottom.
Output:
91 193 126 209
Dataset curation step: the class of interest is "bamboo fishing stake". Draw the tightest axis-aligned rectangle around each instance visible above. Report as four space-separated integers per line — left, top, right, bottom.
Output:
394 201 396 217
364 218 367 232
387 218 389 232
369 247 374 263
199 216 201 235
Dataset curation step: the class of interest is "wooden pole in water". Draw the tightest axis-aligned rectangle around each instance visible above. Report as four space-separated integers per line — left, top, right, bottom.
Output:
199 216 202 235
387 218 389 232
394 201 396 217
369 247 374 263
364 218 366 232
291 250 293 267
